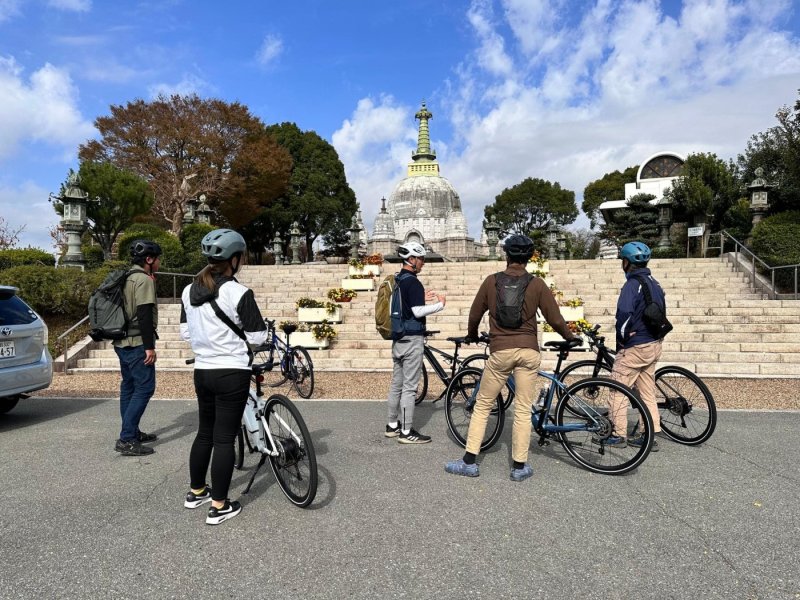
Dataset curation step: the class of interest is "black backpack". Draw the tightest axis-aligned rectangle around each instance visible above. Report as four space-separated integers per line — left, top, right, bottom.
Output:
495 272 533 329
633 275 673 340
88 269 133 341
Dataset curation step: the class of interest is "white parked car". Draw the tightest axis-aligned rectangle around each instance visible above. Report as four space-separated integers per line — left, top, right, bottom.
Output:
0 285 53 414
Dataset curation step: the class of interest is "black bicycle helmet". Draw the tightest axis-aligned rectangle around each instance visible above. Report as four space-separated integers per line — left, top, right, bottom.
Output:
130 239 162 259
503 234 534 262
201 228 246 260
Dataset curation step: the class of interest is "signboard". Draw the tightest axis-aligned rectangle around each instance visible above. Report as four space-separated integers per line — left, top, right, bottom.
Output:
687 226 705 237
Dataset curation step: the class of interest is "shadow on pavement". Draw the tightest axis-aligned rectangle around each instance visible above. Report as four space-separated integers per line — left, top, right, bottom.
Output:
0 397 108 432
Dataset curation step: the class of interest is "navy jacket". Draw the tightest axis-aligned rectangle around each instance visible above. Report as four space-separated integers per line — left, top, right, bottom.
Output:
615 267 667 349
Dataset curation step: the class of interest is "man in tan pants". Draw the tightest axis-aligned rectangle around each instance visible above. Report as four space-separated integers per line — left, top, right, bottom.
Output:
444 235 576 482
606 241 667 451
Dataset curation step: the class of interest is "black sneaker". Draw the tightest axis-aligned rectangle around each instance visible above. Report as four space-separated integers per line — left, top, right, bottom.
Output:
385 423 401 438
138 431 157 443
184 486 213 509
629 435 659 452
117 440 155 456
206 500 242 525
398 428 431 444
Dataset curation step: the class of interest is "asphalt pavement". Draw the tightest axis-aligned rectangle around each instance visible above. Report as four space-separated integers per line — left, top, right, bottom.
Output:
1 396 798 600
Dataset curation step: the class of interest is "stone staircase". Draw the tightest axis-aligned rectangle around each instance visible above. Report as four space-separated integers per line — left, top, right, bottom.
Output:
73 258 800 378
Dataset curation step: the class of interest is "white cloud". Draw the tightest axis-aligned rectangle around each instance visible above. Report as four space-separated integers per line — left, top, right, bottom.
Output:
0 56 95 161
256 34 283 67
147 73 211 98
0 0 21 22
339 0 800 240
332 96 418 227
0 181 60 253
47 0 91 11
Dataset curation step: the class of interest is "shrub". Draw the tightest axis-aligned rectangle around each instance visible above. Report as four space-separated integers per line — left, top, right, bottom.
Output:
180 223 215 274
0 265 104 318
651 246 683 259
116 224 184 271
81 244 105 270
752 211 800 265
0 247 56 270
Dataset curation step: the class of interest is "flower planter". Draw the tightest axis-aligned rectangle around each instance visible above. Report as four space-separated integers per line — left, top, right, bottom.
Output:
325 256 347 264
559 306 584 321
341 278 375 291
297 307 342 323
526 261 550 274
278 331 330 349
349 265 381 277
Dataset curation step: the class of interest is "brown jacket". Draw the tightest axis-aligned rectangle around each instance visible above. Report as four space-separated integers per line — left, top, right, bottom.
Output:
467 263 573 352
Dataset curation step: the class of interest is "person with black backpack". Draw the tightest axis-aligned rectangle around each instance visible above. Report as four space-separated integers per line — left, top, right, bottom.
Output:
179 229 268 525
113 240 161 457
445 234 576 482
384 241 445 444
606 241 668 452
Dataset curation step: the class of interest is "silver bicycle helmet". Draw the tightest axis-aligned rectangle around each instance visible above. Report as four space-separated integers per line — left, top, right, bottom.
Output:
201 229 246 260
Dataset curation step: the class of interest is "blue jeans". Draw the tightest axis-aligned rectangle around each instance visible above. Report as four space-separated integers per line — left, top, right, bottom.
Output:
115 345 156 442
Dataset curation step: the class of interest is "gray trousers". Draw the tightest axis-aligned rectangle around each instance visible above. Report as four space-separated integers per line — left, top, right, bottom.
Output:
387 335 424 430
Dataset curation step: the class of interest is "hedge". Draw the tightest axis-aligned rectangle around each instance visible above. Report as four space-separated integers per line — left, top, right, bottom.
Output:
752 211 800 265
116 224 185 271
0 248 56 270
0 264 107 318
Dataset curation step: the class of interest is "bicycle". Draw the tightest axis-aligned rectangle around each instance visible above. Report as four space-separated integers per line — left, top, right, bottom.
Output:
444 338 654 475
557 324 717 445
256 319 315 399
414 330 500 405
234 354 318 508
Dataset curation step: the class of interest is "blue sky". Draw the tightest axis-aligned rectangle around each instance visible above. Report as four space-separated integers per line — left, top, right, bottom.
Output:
2 0 800 252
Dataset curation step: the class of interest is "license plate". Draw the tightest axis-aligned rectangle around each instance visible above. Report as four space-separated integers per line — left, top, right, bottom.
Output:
0 340 15 358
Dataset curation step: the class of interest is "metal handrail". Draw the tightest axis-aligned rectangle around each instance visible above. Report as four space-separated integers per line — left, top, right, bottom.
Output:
56 270 196 374
708 231 799 299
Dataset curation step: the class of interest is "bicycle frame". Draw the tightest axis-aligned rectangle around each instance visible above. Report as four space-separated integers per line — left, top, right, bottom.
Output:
422 331 488 402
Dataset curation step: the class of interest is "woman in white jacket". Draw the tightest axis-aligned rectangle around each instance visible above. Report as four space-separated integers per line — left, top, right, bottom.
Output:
179 229 267 525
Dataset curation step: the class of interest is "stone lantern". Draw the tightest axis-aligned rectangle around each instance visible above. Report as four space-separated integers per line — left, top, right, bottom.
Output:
657 195 673 249
348 215 362 260
52 172 92 270
195 194 213 225
484 215 501 259
547 221 558 259
557 231 567 261
289 221 302 265
271 233 283 265
747 168 772 243
182 197 198 225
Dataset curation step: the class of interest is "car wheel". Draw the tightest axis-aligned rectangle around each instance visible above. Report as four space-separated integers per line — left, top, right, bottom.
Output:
0 396 20 415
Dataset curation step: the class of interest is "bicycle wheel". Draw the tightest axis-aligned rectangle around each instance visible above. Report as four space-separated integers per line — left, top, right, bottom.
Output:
460 353 515 410
444 368 504 451
263 394 318 507
655 366 717 445
290 346 315 399
234 426 245 470
264 348 289 388
555 377 653 475
414 363 428 405
556 360 613 416
557 359 612 388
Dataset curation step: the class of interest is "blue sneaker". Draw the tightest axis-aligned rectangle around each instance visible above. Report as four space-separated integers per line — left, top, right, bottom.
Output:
592 435 627 448
445 458 479 478
510 464 533 482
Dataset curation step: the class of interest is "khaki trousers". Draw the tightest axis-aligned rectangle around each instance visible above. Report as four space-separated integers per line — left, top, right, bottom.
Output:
465 348 541 463
609 341 663 436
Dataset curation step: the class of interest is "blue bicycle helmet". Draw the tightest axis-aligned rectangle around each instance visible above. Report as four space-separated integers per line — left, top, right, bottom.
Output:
619 241 651 266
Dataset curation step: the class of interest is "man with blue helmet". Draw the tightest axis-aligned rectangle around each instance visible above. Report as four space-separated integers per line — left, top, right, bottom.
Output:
605 241 666 451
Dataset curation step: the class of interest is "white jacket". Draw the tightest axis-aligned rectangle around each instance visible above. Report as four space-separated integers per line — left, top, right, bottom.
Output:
180 277 268 370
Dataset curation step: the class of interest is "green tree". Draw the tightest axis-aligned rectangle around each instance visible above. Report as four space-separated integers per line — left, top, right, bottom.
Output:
582 166 638 229
600 193 659 247
738 90 800 214
79 94 290 235
485 177 578 237
264 122 357 259
566 229 601 259
663 152 741 231
54 162 154 260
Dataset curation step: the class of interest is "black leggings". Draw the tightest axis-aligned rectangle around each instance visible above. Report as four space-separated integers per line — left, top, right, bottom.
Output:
189 368 251 501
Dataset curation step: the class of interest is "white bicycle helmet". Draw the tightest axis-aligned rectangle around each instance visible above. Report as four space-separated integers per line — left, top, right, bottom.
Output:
397 242 426 261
